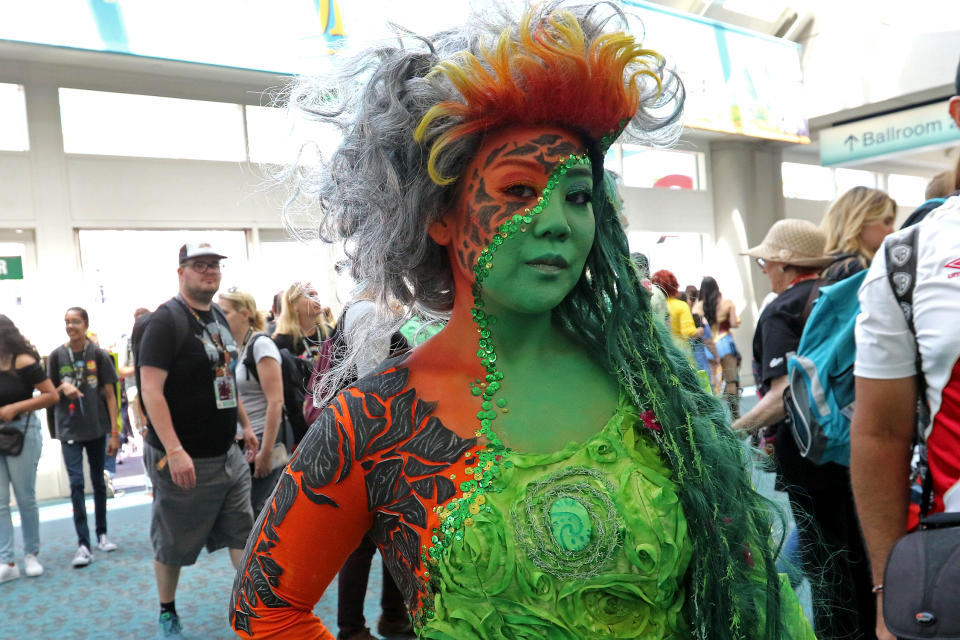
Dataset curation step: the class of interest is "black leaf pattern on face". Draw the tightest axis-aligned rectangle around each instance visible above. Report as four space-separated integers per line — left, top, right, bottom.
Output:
386 494 427 528
475 204 502 233
354 367 409 398
345 392 387 460
249 554 292 608
474 177 494 204
413 398 437 429
400 416 475 463
369 388 416 452
435 476 456 503
531 133 562 145
394 522 422 569
365 458 404 510
404 457 450 477
299 475 340 508
484 141 509 168
336 422 352 483
370 510 401 546
546 141 579 157
365 393 386 417
289 408 341 488
505 143 538 157
412 477 435 499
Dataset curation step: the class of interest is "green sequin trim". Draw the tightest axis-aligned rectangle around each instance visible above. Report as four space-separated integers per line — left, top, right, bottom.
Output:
422 153 589 570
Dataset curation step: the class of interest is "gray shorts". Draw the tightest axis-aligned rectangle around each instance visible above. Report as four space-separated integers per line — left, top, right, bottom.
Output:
144 442 253 567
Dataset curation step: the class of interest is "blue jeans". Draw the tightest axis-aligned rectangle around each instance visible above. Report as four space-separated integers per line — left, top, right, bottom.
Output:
0 413 43 563
61 435 107 548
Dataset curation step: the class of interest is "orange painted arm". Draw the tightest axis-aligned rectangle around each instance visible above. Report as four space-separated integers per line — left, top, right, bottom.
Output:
230 394 372 639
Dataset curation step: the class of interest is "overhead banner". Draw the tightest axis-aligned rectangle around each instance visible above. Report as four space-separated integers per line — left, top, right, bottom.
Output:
0 256 24 280
1 0 808 144
820 101 959 166
625 1 810 144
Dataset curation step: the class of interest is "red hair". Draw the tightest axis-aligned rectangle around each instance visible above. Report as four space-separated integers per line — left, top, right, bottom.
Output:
414 7 664 185
651 269 679 298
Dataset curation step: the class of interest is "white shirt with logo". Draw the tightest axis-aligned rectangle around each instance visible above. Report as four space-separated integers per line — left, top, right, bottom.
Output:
855 196 960 513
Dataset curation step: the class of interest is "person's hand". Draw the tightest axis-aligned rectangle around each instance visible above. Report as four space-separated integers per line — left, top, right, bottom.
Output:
106 432 120 456
61 383 83 400
253 447 273 478
0 404 17 422
242 429 259 463
168 448 196 490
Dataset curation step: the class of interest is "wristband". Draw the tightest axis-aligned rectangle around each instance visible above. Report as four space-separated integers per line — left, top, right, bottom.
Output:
871 584 884 594
168 445 184 455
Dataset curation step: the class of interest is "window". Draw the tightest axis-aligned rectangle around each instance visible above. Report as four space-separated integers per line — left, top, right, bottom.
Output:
781 162 834 200
621 145 702 190
834 167 878 195
76 229 248 344
0 83 29 151
887 173 929 206
246 104 342 166
60 89 245 161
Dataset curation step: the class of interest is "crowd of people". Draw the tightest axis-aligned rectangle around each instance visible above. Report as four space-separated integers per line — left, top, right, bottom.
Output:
1 2 959 640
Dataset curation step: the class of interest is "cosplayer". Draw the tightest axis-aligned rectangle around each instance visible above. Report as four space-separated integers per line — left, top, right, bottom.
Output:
230 3 813 638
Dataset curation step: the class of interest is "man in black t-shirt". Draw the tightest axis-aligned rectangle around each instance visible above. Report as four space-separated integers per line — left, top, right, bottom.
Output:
733 219 877 640
138 243 258 639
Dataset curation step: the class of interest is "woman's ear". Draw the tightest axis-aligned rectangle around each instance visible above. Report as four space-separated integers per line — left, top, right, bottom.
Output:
428 213 453 246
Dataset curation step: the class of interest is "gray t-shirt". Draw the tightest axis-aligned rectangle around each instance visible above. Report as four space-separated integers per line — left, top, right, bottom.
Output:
235 335 281 438
48 342 118 442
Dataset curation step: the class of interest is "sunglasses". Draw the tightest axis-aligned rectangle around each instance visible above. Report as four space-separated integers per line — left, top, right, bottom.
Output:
754 257 767 269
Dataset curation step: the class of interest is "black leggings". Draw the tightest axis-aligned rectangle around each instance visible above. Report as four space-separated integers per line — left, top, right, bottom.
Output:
336 534 407 638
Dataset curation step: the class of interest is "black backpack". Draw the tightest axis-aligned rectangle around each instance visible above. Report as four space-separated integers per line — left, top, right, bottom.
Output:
242 334 313 446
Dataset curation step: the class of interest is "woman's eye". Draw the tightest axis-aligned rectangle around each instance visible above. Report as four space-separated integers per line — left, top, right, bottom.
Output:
504 184 537 199
566 190 592 205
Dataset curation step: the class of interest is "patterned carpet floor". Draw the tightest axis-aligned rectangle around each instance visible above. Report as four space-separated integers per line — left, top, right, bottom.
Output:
1 469 396 640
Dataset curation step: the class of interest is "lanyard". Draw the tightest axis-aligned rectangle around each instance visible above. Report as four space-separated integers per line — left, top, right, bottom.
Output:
65 340 90 385
787 273 819 288
176 296 229 368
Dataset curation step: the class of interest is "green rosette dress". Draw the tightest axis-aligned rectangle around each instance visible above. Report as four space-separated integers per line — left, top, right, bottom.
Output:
419 402 815 639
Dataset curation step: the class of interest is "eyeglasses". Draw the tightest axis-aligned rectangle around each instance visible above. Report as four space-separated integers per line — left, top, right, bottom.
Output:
754 257 767 269
183 260 223 274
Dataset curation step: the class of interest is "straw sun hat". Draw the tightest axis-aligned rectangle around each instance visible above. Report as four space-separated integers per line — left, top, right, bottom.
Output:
740 219 834 268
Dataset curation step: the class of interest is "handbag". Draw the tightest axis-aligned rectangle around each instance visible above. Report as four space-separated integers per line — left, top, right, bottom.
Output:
882 511 960 639
0 425 24 455
0 413 29 456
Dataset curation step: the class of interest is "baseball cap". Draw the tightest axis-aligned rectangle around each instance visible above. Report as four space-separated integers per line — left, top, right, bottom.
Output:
179 242 227 264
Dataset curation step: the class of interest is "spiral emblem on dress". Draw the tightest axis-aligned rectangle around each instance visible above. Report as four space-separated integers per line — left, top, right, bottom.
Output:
512 466 622 579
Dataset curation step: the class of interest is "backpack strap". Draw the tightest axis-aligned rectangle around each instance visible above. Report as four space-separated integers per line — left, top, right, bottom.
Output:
884 226 933 514
242 333 268 383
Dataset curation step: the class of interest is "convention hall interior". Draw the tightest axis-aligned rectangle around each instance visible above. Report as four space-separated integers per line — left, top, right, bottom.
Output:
1 0 958 638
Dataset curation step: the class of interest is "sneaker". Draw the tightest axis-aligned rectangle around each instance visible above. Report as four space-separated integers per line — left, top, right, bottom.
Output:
23 554 43 577
104 470 115 498
97 534 118 552
157 611 182 638
0 563 19 584
71 545 93 568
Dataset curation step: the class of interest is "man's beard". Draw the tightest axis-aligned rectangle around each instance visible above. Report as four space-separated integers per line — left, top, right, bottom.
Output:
184 283 216 305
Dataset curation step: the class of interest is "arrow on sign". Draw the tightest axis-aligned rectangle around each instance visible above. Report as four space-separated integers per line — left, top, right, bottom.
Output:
844 134 858 151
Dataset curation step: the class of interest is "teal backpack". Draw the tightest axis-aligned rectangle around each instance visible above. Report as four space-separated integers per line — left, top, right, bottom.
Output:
784 269 868 466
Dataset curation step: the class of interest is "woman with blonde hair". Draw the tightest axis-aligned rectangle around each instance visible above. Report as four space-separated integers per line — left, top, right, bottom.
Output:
820 186 896 281
218 289 288 514
272 282 332 359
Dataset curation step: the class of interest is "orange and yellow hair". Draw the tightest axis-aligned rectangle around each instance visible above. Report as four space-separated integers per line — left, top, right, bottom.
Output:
414 7 665 185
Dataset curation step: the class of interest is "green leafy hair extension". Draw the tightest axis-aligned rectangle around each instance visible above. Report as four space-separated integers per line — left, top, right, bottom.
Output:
550 161 793 639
